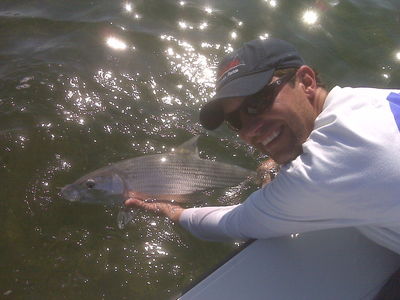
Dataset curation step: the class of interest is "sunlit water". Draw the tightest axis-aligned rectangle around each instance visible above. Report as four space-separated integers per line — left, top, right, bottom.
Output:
1 0 400 299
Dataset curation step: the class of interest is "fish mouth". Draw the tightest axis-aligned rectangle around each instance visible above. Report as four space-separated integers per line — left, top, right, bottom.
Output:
60 185 80 202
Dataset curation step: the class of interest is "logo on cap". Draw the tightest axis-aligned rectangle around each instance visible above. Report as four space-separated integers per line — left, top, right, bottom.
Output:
217 57 245 83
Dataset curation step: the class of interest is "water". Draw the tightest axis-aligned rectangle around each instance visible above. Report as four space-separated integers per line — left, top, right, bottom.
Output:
1 0 400 299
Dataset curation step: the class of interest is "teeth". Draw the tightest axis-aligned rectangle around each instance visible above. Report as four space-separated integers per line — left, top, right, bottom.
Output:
261 129 280 146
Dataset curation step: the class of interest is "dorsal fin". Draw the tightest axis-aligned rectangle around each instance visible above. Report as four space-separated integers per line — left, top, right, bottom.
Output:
174 135 200 156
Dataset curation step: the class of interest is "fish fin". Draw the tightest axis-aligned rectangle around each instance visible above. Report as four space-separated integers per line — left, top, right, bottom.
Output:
117 208 136 229
174 135 200 156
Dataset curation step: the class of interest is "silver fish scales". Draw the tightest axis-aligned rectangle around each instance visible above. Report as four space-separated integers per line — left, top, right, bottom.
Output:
118 153 255 196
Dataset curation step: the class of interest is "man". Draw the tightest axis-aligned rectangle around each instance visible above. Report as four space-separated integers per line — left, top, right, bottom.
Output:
125 38 400 254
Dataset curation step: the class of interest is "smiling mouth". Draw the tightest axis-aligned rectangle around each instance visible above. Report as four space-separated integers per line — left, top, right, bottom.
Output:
261 128 281 147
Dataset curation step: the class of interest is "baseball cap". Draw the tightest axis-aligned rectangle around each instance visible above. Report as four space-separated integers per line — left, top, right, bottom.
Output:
199 38 304 130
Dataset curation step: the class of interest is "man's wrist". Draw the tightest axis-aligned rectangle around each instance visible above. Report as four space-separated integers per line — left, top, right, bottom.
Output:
170 207 185 222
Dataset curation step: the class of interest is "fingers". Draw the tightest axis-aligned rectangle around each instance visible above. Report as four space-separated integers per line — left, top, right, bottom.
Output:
125 198 158 211
126 191 150 200
124 197 184 222
257 158 280 186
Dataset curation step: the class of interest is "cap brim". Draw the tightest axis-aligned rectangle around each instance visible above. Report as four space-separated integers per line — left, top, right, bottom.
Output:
199 100 224 130
199 69 274 130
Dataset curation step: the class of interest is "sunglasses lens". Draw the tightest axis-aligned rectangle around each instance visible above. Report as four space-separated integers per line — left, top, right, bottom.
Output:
223 70 296 132
244 75 288 115
245 93 270 115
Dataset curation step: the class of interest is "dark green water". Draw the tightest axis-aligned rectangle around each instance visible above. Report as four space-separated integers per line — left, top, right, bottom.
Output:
1 0 400 299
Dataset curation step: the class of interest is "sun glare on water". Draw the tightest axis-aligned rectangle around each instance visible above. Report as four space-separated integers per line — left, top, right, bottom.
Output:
106 37 128 50
302 9 319 25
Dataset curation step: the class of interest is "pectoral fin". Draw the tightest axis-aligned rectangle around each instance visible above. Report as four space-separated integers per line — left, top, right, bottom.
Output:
117 209 136 229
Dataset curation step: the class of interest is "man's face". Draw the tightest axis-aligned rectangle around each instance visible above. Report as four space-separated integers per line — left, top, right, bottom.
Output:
221 69 319 165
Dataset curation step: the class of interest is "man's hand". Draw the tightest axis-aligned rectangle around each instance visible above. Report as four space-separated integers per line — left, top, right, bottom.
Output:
124 191 185 222
257 158 280 187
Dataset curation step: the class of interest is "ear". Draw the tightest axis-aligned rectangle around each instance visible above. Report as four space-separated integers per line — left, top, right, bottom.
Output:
296 65 317 99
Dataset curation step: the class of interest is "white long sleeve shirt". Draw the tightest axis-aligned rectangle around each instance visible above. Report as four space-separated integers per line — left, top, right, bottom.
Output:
180 86 400 254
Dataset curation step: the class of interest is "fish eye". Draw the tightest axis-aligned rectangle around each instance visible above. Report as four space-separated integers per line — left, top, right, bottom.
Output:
86 179 96 189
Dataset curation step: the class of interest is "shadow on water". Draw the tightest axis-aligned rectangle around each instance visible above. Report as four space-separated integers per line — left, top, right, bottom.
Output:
1 0 400 299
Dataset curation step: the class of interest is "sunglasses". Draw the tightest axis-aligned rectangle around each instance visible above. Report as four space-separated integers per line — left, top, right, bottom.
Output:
224 70 297 131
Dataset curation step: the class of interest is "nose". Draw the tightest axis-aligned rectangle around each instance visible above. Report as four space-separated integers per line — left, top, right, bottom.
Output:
238 113 264 144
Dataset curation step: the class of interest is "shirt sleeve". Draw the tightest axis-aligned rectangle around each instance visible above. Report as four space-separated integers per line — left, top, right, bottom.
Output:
179 205 243 241
178 168 344 242
178 145 363 242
